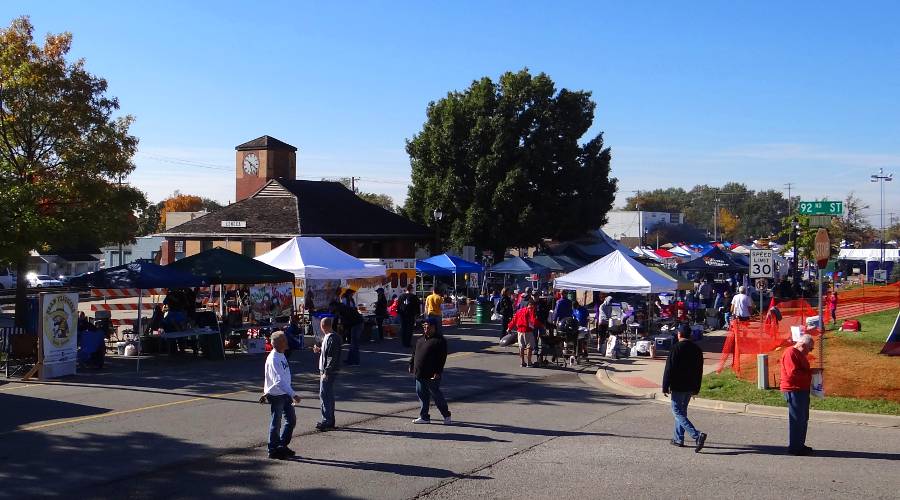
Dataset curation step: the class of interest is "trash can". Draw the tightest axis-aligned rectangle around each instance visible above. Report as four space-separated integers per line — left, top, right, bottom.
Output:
475 302 491 324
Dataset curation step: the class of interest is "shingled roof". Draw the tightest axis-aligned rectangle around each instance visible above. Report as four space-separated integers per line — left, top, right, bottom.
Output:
163 179 428 238
235 135 298 152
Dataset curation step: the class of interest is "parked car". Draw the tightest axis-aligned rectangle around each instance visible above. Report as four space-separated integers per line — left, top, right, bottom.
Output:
27 274 64 288
0 268 16 289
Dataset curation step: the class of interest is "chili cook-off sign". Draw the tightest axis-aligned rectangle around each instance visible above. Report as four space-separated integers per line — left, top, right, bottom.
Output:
41 292 79 377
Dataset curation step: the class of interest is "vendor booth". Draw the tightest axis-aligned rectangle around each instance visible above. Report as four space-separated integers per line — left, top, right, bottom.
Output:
676 246 748 276
489 256 550 289
554 250 677 360
255 237 388 340
167 247 297 352
69 262 210 370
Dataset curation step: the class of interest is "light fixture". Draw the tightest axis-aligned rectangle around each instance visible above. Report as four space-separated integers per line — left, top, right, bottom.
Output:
433 209 443 222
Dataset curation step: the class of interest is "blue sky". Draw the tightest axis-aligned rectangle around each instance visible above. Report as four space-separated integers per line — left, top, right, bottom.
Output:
4 1 899 224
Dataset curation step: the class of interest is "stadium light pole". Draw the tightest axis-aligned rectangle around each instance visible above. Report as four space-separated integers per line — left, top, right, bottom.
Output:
870 168 893 273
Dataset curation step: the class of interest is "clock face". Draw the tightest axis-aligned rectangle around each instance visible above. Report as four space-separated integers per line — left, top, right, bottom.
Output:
243 153 260 175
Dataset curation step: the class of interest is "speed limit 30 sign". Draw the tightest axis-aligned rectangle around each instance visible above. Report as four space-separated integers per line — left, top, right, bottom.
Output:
749 249 774 279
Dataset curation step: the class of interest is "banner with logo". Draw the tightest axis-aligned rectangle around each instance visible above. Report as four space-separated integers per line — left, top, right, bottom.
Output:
40 292 78 377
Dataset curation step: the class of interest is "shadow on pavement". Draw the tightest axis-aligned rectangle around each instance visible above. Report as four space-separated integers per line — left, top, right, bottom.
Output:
705 444 900 460
0 393 109 432
287 456 492 480
338 426 511 443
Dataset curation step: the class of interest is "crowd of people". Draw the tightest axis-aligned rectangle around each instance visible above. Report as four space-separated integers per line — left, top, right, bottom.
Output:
261 278 820 460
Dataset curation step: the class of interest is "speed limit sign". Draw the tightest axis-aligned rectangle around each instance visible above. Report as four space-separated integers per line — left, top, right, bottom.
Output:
749 249 774 279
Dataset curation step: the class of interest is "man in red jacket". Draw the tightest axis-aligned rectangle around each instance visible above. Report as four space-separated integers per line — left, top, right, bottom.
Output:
780 334 815 456
508 301 541 368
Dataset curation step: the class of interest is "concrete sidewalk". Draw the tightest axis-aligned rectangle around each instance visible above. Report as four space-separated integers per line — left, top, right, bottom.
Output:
593 330 900 429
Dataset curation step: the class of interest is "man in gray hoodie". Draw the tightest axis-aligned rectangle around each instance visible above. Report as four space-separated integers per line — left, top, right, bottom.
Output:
313 317 342 431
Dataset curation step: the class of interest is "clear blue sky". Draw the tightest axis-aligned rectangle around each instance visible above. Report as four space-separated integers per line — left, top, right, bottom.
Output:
4 1 899 225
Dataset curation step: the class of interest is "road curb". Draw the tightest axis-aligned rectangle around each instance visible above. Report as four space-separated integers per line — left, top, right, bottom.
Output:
593 365 900 428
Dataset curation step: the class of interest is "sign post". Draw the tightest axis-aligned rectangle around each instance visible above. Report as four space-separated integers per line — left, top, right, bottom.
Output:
813 228 831 396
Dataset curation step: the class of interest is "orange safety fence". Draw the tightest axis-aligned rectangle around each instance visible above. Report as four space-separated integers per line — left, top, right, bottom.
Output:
834 282 900 320
717 299 820 375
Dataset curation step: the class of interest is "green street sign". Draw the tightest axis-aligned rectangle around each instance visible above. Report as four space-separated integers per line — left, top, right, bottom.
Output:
798 201 843 216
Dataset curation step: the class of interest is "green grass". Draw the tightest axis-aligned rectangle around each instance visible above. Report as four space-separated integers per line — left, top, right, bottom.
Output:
700 371 900 416
828 307 899 343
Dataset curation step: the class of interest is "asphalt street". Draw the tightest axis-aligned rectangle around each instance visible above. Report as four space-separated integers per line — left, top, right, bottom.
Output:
1 323 898 499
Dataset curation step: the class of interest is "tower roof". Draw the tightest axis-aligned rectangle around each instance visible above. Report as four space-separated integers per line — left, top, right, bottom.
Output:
235 135 298 152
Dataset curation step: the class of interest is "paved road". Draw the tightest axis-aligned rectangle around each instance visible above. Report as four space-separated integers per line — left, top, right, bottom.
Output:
1 323 897 499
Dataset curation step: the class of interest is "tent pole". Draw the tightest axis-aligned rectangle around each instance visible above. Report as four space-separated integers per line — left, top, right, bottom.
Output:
136 291 142 373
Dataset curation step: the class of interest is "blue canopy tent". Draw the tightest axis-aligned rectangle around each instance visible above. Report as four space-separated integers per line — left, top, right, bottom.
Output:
489 256 550 289
70 262 210 370
415 260 453 276
419 253 484 292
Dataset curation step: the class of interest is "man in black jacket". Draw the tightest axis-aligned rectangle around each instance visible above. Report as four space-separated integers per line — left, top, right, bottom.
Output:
409 321 451 424
398 284 421 348
662 327 707 452
313 317 342 431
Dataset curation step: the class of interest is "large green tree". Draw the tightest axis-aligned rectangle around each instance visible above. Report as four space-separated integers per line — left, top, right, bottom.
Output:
0 17 146 324
403 69 617 254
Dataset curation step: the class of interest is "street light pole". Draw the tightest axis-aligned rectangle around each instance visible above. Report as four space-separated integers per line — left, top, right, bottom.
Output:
432 208 444 255
870 168 893 272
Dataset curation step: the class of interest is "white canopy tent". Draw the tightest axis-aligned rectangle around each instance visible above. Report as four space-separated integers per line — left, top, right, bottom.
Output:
255 236 387 279
838 248 900 262
553 250 677 294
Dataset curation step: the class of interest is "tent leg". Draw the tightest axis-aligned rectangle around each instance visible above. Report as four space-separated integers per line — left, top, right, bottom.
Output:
136 292 142 374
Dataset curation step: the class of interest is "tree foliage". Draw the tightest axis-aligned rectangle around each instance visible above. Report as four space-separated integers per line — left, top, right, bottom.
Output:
830 193 876 247
0 17 146 321
403 69 617 254
626 183 790 241
334 177 395 212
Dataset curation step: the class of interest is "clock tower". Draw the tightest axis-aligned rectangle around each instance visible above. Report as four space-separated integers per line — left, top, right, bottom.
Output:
235 135 298 201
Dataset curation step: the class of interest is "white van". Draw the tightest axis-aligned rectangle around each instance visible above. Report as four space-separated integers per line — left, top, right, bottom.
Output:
0 268 16 289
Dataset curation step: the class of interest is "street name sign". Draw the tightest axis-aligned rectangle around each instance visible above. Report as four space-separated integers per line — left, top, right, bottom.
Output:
798 201 843 216
749 249 774 279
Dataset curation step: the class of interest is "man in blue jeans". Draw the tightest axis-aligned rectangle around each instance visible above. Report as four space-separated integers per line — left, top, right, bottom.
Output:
313 317 342 431
662 327 707 452
263 332 301 459
410 321 451 424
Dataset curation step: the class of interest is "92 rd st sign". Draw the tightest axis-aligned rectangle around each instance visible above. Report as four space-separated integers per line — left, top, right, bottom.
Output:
749 249 774 279
798 201 844 216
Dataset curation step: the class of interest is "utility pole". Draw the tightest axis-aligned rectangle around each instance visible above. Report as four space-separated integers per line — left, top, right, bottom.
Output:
870 168 893 271
349 176 360 193
784 182 794 213
117 175 124 266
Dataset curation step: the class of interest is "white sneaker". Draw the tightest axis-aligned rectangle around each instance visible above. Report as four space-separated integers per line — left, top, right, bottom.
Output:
412 417 431 424
442 416 452 425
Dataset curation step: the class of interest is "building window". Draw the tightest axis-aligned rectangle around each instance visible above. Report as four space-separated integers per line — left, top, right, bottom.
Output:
242 240 254 257
201 240 213 252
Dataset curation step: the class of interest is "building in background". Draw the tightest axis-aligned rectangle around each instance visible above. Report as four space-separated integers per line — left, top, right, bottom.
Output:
159 136 430 263
100 236 165 267
601 210 685 247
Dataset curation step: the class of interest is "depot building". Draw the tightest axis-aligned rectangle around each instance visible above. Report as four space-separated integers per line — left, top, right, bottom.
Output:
159 136 430 263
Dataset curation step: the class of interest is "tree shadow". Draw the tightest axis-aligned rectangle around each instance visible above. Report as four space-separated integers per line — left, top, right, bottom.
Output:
0 429 360 499
0 392 109 432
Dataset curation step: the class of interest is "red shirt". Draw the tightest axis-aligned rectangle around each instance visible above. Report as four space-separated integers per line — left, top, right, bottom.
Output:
780 346 812 391
507 307 541 333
